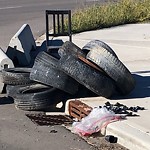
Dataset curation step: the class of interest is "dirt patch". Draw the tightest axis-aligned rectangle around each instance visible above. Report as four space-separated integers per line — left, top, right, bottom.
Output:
84 134 128 150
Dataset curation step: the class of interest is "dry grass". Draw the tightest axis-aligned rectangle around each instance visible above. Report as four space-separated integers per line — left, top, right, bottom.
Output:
65 0 150 33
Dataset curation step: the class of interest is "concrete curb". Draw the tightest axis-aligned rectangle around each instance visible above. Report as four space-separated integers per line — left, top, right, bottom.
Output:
106 121 150 150
64 97 150 150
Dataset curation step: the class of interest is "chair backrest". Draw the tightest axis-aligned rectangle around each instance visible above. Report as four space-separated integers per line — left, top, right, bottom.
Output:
45 10 72 48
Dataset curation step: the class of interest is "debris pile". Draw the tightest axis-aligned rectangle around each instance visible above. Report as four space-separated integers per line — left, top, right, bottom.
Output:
103 101 145 116
68 100 145 136
0 40 136 111
72 106 123 136
68 100 145 120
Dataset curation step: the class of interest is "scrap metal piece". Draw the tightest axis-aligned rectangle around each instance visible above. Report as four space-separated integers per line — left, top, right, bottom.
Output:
78 55 104 73
26 113 73 126
103 101 144 116
105 135 118 143
69 100 92 121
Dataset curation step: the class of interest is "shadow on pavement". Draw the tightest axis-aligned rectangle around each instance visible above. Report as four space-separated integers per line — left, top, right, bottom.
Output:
112 73 150 100
0 96 14 105
37 39 64 52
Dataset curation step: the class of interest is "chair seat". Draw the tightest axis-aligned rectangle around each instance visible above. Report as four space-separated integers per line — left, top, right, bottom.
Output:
47 46 61 59
47 45 61 50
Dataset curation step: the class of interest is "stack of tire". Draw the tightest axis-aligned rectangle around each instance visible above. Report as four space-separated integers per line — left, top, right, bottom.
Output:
58 40 135 97
1 68 66 111
1 40 135 111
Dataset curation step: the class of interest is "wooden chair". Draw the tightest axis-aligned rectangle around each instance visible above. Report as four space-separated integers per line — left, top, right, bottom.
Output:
45 10 72 52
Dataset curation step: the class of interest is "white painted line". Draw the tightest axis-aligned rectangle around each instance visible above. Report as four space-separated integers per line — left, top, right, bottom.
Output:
86 0 99 1
0 6 23 10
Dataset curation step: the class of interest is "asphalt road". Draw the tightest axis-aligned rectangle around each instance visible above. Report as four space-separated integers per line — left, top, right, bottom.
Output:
0 98 95 150
0 1 125 150
0 0 102 51
0 1 98 149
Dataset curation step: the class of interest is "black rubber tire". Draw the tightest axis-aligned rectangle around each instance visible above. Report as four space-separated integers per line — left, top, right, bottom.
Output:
30 51 79 95
58 54 115 98
6 84 35 98
13 83 63 111
86 48 136 95
1 68 32 85
82 40 118 58
6 84 21 98
0 70 2 81
34 51 59 68
58 41 86 57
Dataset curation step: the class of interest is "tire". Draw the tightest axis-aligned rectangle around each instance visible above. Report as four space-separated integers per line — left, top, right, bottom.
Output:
6 84 32 98
1 68 32 85
34 51 59 68
0 70 2 81
30 51 79 95
13 83 64 111
58 54 115 98
58 41 86 57
82 40 118 58
6 84 20 98
86 48 135 95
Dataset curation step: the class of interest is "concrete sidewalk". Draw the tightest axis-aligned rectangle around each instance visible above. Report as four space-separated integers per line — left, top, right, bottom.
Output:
37 23 150 150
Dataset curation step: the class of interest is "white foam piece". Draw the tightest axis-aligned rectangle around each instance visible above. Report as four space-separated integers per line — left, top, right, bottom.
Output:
6 24 36 66
0 48 14 93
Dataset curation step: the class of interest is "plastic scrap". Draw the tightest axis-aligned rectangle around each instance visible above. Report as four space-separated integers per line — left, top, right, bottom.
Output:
103 101 145 116
72 107 124 136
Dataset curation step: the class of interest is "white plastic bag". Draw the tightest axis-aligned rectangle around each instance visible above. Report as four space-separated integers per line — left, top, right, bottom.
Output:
72 107 122 136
